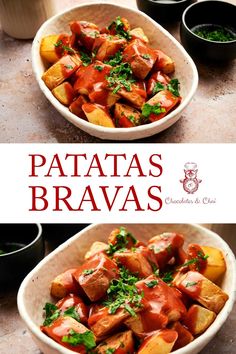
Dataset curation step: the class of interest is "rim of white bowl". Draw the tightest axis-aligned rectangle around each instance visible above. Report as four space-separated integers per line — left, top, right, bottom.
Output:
32 1 198 139
18 223 236 354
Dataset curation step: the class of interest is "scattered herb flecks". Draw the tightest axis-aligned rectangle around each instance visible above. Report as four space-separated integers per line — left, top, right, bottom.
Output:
103 266 143 316
106 226 137 255
108 16 131 40
62 329 96 350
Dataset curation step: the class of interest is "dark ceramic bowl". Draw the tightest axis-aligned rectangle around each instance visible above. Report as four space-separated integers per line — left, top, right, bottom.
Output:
136 0 197 23
180 0 236 61
0 224 44 286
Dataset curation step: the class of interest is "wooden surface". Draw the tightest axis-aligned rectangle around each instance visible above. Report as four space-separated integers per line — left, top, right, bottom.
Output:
0 0 235 143
0 224 236 354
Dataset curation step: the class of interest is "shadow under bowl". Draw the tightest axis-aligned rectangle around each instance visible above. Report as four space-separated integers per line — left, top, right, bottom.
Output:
136 0 197 24
0 223 44 287
180 0 236 61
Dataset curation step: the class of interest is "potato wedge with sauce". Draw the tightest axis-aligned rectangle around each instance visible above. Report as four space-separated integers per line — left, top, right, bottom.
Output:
201 246 227 282
82 103 115 127
184 304 216 335
96 330 134 354
174 271 229 313
50 268 79 299
137 329 178 354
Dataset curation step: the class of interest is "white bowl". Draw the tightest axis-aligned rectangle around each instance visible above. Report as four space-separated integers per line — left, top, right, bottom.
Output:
32 2 198 140
18 224 235 354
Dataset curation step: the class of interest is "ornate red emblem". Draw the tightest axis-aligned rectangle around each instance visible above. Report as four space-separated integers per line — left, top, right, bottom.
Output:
180 162 202 194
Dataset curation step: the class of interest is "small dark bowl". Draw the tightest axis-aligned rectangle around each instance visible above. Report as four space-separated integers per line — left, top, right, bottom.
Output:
136 0 197 23
0 224 44 287
180 0 236 61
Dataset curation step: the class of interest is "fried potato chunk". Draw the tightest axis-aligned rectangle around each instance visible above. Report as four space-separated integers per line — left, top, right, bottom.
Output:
148 232 184 269
50 268 79 299
84 241 109 260
70 21 99 51
93 34 126 61
96 330 134 354
123 39 158 79
143 90 181 122
42 55 81 90
89 82 120 108
52 82 75 106
41 316 95 353
130 27 149 43
69 95 88 119
174 271 229 313
82 103 115 128
113 248 153 278
170 321 193 350
88 306 131 340
73 253 118 301
137 329 178 354
114 103 141 127
40 34 70 63
74 61 111 96
184 304 216 335
56 294 89 325
146 71 170 96
126 275 186 337
118 81 147 109
154 49 175 74
201 246 227 283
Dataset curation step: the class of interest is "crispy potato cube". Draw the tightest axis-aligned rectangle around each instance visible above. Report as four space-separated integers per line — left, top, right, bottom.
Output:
187 244 208 273
56 293 89 325
96 330 134 354
170 321 193 350
107 17 131 36
82 103 115 128
89 83 120 108
40 34 70 63
118 81 147 109
108 227 142 249
42 55 81 90
93 34 126 61
201 246 227 282
73 253 118 301
114 248 153 278
70 21 99 51
74 61 111 96
146 71 170 96
148 232 184 269
184 304 216 335
125 311 168 338
69 95 88 119
123 39 158 79
88 306 131 339
143 90 181 122
52 82 75 106
174 271 229 313
130 27 149 43
50 268 79 299
154 49 175 74
137 329 178 354
114 103 141 127
41 316 95 352
84 241 109 260
135 275 186 331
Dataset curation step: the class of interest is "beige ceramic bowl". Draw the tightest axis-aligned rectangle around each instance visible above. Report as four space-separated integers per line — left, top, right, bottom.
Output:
32 2 198 140
18 224 235 354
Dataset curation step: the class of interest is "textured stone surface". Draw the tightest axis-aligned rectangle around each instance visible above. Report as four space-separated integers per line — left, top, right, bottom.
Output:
0 0 235 143
0 224 236 354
